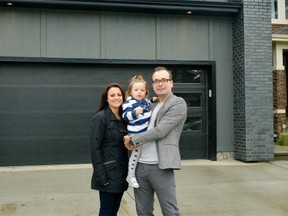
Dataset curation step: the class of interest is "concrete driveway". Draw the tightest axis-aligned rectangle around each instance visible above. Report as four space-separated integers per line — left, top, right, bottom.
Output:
1 160 288 216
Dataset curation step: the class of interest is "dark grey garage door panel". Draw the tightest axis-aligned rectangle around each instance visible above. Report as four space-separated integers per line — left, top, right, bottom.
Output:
0 113 90 137
0 137 88 166
0 85 97 165
0 63 154 166
0 87 97 112
0 62 212 166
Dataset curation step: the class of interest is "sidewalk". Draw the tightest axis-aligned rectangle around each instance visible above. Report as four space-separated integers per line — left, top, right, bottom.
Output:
1 160 288 216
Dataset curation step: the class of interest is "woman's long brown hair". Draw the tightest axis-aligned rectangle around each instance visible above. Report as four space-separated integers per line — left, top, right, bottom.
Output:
98 83 126 116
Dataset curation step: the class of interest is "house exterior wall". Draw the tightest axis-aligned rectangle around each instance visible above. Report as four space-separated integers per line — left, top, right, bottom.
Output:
0 7 235 155
0 0 275 162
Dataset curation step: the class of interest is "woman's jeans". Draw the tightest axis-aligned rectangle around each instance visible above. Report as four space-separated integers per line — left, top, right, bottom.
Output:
99 191 124 216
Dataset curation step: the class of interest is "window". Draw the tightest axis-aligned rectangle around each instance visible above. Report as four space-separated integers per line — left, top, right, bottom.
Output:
174 93 201 107
182 117 202 132
172 69 202 83
286 0 288 19
272 0 278 19
272 0 288 24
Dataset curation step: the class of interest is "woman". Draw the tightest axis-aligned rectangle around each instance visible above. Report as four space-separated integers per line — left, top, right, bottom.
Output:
90 83 128 216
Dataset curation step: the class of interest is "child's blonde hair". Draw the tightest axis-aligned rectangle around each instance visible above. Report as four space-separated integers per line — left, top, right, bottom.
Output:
126 75 149 98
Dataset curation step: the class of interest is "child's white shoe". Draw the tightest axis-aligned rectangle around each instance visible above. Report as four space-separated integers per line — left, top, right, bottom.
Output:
126 176 139 188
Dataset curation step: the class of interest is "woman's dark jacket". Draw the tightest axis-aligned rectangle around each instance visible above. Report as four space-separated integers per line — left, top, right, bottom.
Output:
90 107 128 193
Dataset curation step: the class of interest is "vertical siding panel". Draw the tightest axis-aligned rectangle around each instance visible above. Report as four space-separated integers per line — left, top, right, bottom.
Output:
40 9 47 57
211 18 234 152
0 8 41 57
45 9 101 58
157 15 209 60
100 13 107 59
104 12 156 59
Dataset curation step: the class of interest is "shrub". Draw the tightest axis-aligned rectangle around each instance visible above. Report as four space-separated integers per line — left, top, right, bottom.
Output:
276 133 288 146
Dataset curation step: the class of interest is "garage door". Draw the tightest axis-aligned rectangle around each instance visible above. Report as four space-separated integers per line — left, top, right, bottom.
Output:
0 62 214 166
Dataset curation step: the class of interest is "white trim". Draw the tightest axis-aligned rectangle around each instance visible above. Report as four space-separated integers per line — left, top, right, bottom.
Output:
272 34 288 42
272 42 288 70
272 20 288 25
273 109 286 114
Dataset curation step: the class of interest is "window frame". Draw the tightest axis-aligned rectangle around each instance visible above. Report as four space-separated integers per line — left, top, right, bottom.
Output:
272 0 288 24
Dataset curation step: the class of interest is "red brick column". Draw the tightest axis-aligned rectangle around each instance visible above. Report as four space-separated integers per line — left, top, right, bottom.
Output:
273 69 287 134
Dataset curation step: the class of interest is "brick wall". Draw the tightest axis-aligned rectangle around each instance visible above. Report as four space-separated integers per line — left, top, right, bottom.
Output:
233 0 274 161
233 7 246 160
273 69 287 134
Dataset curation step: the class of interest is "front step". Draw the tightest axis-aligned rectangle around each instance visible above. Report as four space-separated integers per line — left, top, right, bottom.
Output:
274 153 288 160
274 145 288 160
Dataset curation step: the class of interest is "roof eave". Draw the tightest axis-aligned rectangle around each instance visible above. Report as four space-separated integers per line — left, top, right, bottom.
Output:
0 0 242 16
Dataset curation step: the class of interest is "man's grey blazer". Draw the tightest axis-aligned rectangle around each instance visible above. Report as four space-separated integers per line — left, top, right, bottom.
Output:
132 94 187 170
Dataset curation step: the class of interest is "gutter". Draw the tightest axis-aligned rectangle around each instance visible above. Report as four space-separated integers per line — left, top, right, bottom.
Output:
0 0 242 16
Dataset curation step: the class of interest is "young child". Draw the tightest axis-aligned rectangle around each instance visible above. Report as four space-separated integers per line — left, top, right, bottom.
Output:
122 75 156 188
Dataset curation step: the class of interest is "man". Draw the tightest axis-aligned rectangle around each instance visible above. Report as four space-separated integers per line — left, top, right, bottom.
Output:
124 66 187 216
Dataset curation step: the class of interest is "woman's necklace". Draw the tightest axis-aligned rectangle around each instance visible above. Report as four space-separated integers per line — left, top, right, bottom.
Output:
110 107 121 120
114 113 121 120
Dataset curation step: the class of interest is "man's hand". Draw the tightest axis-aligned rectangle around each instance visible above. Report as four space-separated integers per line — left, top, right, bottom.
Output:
123 135 134 151
152 96 159 102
